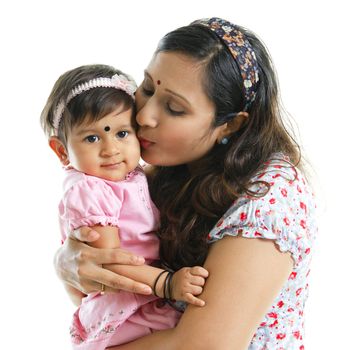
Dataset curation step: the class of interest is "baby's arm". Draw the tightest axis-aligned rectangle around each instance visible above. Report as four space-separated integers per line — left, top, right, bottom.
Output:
108 263 208 306
86 225 209 306
88 225 120 249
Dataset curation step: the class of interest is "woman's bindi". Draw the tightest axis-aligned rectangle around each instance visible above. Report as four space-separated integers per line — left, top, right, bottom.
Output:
104 126 110 132
157 80 161 85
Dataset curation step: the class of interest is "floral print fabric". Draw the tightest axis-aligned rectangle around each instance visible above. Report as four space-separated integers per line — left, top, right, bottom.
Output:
207 157 317 349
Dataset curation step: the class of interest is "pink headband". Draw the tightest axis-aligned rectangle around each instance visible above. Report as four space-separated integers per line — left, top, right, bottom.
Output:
53 74 137 135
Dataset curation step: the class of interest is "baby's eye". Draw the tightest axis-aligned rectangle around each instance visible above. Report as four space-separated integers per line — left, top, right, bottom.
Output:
117 131 129 139
84 135 100 143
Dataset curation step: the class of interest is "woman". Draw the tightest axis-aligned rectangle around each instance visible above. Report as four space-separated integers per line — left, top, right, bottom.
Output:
54 18 317 349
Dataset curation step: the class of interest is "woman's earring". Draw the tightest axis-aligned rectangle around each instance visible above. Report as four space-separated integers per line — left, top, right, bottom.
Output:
220 137 229 145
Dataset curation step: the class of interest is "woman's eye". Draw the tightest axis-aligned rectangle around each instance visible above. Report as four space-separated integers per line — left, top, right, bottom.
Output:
141 86 154 96
166 103 184 116
117 131 129 139
84 135 99 143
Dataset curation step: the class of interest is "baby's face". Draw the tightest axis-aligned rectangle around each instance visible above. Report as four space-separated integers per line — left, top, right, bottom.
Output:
66 105 140 181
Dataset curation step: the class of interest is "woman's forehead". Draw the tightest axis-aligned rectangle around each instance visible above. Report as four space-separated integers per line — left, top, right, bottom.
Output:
145 52 209 103
147 52 203 81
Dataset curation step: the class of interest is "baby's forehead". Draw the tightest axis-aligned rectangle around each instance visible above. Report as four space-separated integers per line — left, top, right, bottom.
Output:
81 107 134 128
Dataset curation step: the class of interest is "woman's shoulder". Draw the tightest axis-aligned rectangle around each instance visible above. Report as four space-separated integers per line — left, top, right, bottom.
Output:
208 154 317 266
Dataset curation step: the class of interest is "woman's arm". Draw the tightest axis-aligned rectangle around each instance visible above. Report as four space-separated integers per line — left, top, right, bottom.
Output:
91 225 208 305
55 226 207 305
109 235 293 350
64 283 86 306
54 226 153 296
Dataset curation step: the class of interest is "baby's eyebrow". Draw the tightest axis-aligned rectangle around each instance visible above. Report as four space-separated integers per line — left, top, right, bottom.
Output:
116 124 134 129
75 128 97 136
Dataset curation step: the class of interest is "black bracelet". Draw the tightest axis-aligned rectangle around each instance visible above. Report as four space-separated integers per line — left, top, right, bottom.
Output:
153 270 169 297
167 271 174 300
163 271 174 300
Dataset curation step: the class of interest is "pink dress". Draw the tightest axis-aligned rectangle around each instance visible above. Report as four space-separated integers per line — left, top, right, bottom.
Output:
58 167 181 350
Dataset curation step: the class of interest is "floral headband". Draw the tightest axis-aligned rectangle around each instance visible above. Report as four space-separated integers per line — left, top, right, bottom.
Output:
53 74 137 135
194 17 260 111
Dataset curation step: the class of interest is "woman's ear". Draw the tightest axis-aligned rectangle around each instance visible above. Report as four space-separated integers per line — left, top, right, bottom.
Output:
217 111 249 144
49 136 70 166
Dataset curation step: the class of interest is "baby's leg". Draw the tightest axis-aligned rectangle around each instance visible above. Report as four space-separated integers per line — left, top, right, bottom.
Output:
70 291 157 349
107 320 152 347
107 300 182 346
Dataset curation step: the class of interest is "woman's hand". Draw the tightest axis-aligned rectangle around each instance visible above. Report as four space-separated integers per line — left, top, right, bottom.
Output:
53 226 153 295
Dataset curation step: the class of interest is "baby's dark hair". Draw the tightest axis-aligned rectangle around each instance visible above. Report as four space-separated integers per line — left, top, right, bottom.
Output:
40 64 136 144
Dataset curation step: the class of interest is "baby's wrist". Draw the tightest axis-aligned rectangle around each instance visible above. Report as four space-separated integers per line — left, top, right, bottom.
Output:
153 270 169 298
153 270 174 299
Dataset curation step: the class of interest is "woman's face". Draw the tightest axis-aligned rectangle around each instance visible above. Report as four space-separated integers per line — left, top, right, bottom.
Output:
135 52 225 166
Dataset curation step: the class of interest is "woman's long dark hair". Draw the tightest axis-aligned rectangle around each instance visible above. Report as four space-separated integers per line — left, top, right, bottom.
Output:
150 23 301 271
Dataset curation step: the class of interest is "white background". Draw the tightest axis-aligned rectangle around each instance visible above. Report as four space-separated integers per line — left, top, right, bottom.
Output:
0 0 355 348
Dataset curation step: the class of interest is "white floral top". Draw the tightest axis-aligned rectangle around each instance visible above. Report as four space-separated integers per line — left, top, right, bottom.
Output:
207 157 317 349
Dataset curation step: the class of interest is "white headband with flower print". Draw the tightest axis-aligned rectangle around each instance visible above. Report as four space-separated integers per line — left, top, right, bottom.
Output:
53 74 137 135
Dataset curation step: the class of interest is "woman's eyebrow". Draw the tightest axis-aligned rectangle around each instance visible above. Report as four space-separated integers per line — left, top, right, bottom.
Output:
144 70 190 105
144 70 153 81
164 88 190 105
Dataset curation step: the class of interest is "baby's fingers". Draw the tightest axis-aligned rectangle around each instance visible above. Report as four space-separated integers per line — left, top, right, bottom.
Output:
189 275 206 287
190 266 209 278
184 293 206 307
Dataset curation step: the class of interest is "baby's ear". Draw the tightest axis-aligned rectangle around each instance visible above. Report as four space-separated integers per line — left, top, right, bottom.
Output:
49 136 69 166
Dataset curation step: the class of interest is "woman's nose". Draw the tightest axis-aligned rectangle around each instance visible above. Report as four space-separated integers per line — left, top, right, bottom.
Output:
136 101 159 128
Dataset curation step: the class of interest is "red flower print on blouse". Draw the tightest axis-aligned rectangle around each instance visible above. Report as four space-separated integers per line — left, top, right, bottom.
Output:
289 271 297 280
300 220 307 229
205 160 316 349
269 319 278 328
300 201 307 212
269 198 276 204
216 219 224 228
296 288 302 296
277 300 284 308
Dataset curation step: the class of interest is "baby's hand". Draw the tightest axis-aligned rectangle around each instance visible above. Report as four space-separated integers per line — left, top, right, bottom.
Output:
171 266 209 307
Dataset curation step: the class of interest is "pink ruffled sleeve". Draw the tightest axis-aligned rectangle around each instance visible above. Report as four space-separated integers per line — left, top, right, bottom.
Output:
59 177 122 239
207 164 317 267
